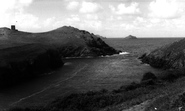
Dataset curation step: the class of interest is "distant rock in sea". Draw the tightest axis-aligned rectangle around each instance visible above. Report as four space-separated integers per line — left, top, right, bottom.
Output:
139 38 185 69
125 35 137 39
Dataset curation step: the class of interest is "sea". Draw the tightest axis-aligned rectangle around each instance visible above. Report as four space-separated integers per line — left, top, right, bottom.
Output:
0 38 182 109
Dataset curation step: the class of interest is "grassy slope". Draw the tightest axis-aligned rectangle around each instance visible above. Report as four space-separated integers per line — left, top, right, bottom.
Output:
8 71 185 111
140 38 185 69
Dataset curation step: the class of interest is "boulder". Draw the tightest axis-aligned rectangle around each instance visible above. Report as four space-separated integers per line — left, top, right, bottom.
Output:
141 72 157 82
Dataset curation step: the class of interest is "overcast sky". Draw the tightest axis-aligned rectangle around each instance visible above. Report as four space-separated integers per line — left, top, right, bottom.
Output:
1 0 185 37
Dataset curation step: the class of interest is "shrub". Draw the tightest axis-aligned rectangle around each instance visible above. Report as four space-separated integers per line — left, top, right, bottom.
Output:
125 82 141 91
141 72 157 82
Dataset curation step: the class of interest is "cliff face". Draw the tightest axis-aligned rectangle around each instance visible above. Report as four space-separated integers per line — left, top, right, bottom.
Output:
140 38 185 69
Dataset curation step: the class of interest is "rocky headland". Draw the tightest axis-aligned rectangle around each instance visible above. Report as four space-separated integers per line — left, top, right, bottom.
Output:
0 26 119 87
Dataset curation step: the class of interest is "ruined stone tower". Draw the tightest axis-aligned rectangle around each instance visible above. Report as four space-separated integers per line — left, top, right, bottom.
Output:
11 25 18 31
11 25 16 31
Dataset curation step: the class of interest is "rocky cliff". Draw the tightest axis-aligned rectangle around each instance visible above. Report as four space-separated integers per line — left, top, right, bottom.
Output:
0 26 119 87
140 38 185 69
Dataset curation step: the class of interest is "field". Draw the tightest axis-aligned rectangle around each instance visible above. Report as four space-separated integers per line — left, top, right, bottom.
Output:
2 38 184 111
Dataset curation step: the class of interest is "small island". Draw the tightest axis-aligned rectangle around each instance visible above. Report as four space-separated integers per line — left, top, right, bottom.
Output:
125 35 137 39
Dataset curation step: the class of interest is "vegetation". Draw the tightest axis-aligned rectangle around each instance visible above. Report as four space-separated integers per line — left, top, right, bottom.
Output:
140 38 185 69
8 85 156 111
8 70 185 111
6 72 167 111
0 48 64 88
141 72 157 82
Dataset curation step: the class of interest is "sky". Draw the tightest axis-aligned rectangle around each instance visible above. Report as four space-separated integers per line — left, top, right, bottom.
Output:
0 0 185 37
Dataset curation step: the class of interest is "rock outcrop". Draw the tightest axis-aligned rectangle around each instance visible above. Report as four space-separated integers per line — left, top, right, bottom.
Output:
140 38 185 69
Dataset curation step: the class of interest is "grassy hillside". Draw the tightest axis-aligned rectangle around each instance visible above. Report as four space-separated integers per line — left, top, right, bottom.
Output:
0 26 119 57
8 71 185 111
0 26 119 88
140 38 185 69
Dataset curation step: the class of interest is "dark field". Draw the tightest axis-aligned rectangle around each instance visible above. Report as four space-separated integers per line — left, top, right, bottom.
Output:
0 38 183 110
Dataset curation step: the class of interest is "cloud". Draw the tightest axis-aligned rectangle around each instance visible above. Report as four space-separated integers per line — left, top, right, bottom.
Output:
79 1 102 13
86 14 99 20
53 15 81 28
109 5 116 12
43 17 56 27
15 12 40 29
66 1 79 10
83 20 102 30
18 0 33 6
149 0 182 19
110 2 140 15
67 15 80 22
0 0 41 31
52 14 102 32
0 0 33 14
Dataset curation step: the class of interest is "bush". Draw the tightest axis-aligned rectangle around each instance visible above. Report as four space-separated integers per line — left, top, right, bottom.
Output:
125 82 141 91
141 72 157 82
161 70 185 82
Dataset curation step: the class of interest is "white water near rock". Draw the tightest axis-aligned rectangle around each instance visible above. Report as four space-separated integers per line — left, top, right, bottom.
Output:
119 52 130 55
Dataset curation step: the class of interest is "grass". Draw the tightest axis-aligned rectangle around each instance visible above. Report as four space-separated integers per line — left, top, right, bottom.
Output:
8 71 175 111
8 70 185 111
8 86 156 111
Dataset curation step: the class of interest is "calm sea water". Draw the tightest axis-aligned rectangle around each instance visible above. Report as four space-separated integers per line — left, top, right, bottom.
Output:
0 38 182 109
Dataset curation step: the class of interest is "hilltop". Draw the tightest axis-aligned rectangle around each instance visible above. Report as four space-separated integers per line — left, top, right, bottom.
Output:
0 26 119 57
